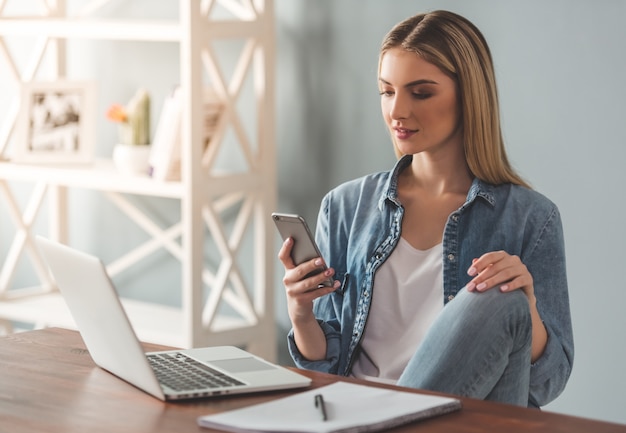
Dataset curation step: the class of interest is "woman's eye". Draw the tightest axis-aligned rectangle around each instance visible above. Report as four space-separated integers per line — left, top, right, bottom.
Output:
413 93 432 100
379 90 394 97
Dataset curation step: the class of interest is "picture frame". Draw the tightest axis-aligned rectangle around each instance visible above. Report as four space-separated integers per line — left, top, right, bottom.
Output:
13 80 96 164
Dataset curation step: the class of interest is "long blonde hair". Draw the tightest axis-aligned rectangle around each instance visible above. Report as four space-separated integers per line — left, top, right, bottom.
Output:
380 10 529 188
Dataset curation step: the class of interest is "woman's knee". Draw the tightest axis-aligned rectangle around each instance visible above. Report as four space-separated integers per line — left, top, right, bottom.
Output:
451 287 531 332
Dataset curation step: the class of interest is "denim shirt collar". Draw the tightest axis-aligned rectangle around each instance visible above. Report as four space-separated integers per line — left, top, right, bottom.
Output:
379 154 496 210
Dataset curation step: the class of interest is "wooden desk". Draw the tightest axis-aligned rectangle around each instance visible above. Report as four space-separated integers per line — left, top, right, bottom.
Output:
0 328 623 433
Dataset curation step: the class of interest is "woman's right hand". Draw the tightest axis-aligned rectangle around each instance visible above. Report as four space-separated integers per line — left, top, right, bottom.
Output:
278 237 339 361
278 237 339 324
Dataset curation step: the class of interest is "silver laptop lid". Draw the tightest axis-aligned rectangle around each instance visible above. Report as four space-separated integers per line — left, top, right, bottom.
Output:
36 236 166 399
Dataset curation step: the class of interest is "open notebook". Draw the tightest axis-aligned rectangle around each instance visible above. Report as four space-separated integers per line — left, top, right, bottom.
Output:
36 236 311 401
198 381 462 433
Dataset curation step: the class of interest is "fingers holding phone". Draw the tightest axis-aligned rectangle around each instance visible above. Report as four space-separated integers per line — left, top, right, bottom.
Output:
278 237 338 291
273 213 339 297
279 237 338 326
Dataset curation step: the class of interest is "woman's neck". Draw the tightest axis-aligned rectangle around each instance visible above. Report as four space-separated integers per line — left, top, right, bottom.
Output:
402 151 473 197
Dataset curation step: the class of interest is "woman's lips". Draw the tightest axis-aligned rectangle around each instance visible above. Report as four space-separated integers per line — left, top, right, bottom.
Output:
394 127 417 140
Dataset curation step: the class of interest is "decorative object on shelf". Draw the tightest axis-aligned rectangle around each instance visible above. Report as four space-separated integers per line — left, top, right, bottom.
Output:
149 86 223 181
148 87 182 180
107 88 151 175
111 143 151 176
12 80 96 164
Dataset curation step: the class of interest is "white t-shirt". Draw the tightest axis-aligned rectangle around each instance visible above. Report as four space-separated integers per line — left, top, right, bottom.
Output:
351 238 443 384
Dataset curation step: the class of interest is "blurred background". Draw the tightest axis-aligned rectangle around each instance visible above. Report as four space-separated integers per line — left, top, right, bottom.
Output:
1 0 624 425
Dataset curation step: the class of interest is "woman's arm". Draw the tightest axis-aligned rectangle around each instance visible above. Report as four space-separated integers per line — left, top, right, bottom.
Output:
278 237 339 361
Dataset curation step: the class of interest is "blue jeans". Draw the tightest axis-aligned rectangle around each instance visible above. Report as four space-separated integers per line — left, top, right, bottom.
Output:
397 287 532 406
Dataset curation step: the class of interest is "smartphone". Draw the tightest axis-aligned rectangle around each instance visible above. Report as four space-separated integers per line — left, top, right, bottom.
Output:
271 212 333 287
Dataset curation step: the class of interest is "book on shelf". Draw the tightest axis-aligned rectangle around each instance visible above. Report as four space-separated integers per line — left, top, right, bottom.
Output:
148 86 222 181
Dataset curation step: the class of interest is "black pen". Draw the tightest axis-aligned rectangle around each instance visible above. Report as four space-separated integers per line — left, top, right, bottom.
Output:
314 393 328 421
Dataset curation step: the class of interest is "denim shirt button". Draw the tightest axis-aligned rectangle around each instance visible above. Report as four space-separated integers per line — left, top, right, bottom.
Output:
447 295 455 301
451 214 459 222
447 253 455 261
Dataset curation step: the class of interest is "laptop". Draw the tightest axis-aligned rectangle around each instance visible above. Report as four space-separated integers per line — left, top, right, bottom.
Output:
35 236 312 401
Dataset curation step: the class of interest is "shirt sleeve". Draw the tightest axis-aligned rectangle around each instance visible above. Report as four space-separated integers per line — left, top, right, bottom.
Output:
287 319 343 374
526 205 574 407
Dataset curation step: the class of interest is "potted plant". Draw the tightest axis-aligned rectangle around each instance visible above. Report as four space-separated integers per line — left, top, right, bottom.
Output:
106 88 151 175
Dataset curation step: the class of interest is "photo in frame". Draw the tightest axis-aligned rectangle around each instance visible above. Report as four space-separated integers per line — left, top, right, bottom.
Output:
13 80 96 164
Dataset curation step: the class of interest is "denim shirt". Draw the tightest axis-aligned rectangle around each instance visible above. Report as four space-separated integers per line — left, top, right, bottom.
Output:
288 155 574 407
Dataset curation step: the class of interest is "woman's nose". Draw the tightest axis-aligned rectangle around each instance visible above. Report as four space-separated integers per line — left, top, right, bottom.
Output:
389 93 410 120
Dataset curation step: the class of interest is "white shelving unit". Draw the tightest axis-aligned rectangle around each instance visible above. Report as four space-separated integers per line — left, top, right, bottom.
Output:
0 0 277 360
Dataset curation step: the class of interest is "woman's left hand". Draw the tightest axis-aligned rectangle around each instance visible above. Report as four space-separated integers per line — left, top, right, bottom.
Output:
465 250 534 300
465 250 548 362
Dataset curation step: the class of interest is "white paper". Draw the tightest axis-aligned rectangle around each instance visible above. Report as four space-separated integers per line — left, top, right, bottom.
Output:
148 88 182 180
197 381 461 433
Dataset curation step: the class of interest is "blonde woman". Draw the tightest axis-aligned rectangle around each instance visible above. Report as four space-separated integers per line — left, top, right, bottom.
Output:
278 10 573 407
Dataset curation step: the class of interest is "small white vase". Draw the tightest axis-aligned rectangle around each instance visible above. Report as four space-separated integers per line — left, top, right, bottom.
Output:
112 143 151 175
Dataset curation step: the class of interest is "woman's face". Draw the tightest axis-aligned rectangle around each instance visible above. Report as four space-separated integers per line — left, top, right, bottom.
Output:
379 47 462 157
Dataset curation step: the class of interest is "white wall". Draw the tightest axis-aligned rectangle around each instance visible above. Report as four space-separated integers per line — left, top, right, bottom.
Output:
1 0 624 425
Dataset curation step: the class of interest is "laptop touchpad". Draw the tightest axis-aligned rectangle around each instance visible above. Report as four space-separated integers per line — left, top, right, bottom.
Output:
212 358 276 373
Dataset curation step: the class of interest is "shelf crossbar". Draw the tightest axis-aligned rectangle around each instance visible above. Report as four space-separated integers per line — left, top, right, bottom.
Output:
0 181 54 296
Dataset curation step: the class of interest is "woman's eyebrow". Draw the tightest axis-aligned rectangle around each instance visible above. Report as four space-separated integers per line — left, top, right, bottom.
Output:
378 78 439 87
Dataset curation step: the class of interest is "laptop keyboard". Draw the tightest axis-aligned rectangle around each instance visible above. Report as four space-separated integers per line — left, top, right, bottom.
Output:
147 352 245 392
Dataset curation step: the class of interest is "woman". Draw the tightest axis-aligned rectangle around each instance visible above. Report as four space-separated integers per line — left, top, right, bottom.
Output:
278 10 573 408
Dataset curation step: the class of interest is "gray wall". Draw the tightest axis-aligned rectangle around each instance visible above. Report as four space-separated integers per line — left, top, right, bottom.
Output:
1 0 625 425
